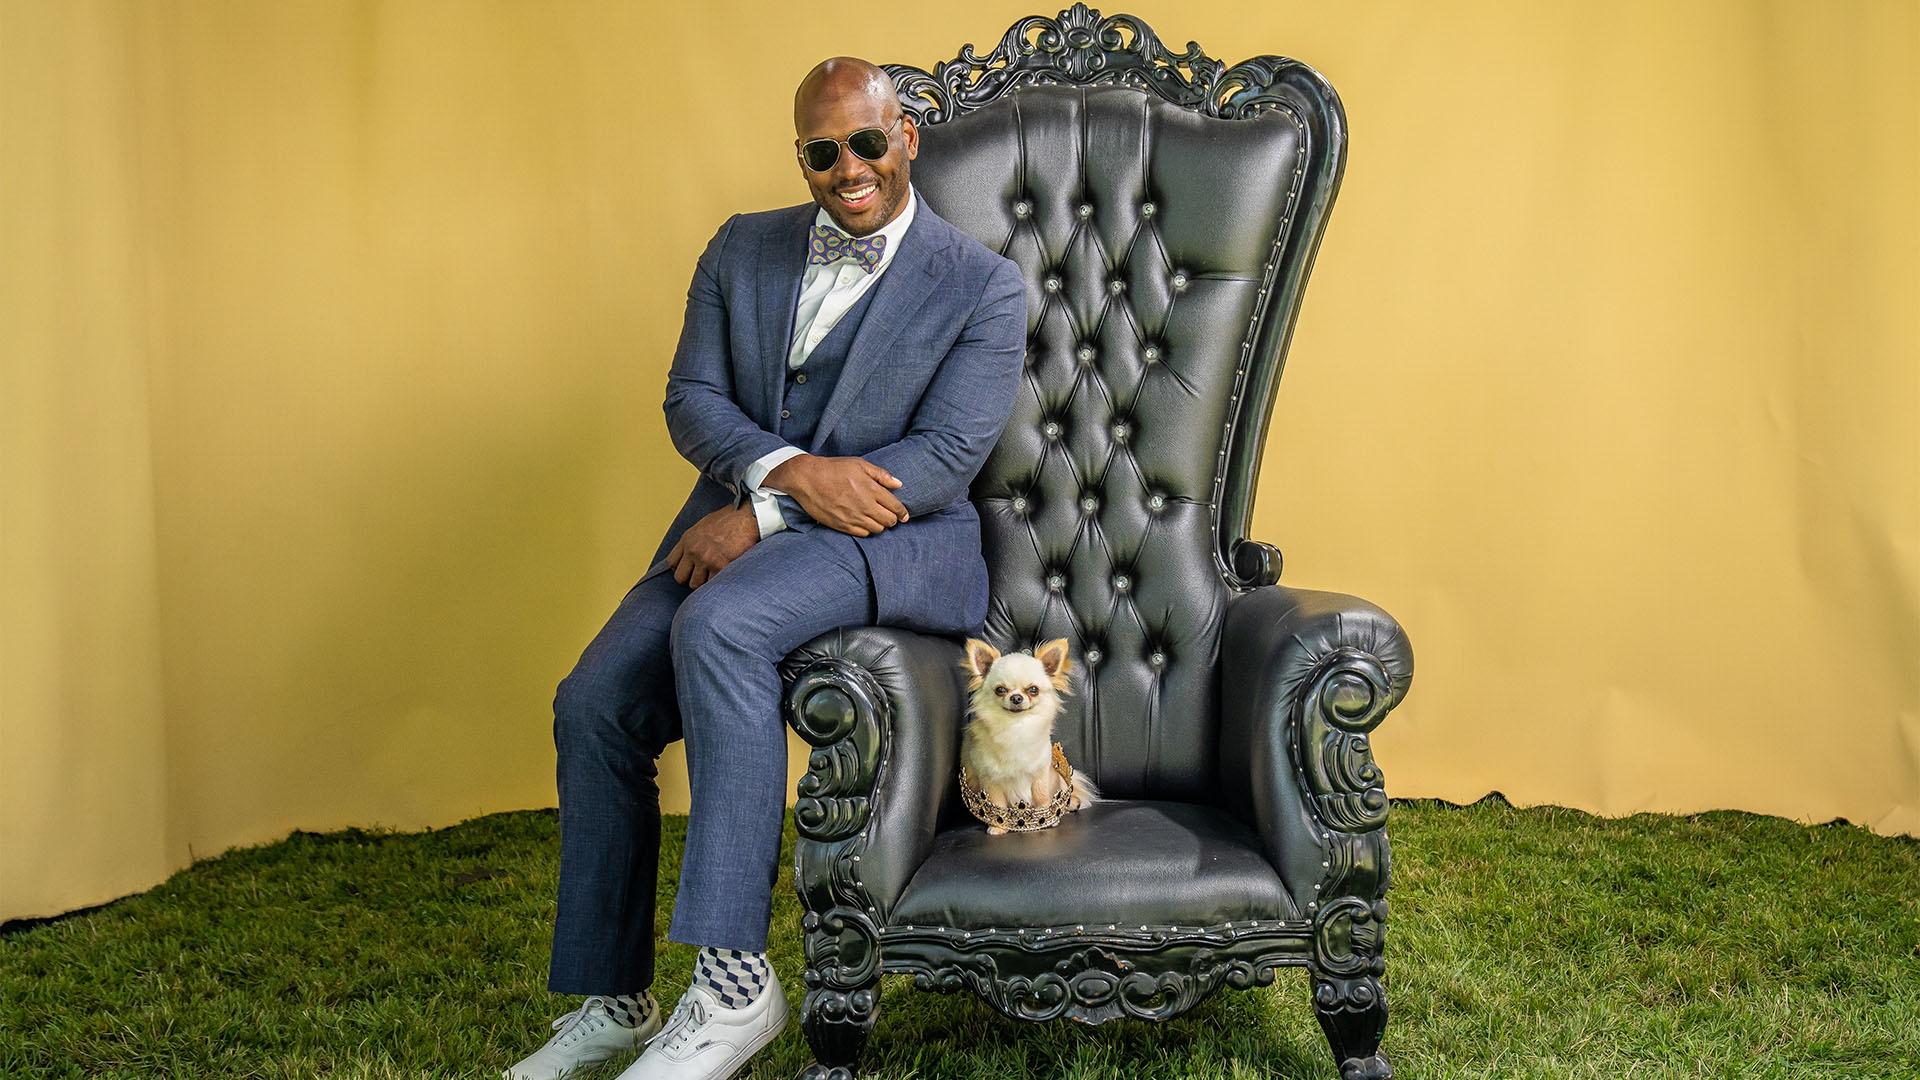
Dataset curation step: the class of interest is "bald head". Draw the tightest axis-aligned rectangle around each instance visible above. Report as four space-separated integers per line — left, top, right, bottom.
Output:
794 57 897 129
792 56 918 237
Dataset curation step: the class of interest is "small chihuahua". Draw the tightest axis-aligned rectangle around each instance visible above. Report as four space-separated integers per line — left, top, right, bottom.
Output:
960 637 1099 835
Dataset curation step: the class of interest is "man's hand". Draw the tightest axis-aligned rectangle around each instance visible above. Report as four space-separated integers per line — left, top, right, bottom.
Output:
765 454 909 537
667 503 760 588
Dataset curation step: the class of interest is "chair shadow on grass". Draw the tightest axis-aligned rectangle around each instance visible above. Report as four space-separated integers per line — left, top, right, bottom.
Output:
552 977 1330 1080
719 975 1334 1080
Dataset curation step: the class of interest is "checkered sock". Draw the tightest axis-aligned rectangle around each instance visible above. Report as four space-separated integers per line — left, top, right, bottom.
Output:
692 946 770 1009
594 990 657 1029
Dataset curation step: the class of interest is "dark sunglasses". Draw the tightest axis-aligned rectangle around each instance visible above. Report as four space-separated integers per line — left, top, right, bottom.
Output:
798 115 903 173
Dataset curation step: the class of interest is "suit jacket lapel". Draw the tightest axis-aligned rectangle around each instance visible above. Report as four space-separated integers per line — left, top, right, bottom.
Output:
755 205 813 428
809 204 956 452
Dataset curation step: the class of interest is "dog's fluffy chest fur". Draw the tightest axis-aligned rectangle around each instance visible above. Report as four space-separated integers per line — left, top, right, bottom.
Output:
961 712 1055 786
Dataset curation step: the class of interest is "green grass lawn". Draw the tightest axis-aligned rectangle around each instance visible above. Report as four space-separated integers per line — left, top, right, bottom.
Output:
2 798 1916 1079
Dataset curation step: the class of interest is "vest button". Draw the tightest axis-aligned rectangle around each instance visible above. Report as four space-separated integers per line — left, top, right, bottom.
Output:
795 373 807 383
780 409 791 419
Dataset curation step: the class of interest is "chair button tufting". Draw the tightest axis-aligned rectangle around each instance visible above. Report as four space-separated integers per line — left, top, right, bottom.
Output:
1077 203 1093 219
1112 421 1130 440
1141 201 1156 217
1043 275 1061 293
1171 271 1189 290
1113 574 1130 591
1046 573 1065 591
1043 421 1061 439
1086 648 1102 663
1108 278 1125 294
1076 344 1095 363
1080 495 1099 513
1144 345 1161 362
1148 493 1165 509
1150 651 1165 666
1014 200 1032 218
1011 496 1027 512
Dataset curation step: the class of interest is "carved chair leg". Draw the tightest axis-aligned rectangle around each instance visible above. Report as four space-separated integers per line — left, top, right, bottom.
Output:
1312 973 1391 1080
797 983 878 1080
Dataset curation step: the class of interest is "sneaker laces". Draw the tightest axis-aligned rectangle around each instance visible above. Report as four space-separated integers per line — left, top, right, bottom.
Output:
548 996 613 1047
646 994 709 1052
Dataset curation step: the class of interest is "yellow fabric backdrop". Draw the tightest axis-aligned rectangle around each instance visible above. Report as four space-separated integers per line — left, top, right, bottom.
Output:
3 0 1915 923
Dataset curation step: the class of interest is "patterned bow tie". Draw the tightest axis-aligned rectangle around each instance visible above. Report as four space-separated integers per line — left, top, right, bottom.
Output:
808 224 887 273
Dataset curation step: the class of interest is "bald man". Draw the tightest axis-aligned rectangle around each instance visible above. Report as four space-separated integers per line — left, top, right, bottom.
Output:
506 58 1026 1080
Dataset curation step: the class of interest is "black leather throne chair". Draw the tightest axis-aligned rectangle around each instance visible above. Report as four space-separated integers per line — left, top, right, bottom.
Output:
776 7 1415 1078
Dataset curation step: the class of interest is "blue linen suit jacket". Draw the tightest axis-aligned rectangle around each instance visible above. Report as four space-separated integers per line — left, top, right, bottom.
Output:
638 197 1028 636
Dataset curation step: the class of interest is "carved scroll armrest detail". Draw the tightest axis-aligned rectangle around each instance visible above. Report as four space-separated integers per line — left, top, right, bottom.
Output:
1290 646 1398 1077
1297 647 1395 834
783 655 896 1001
787 659 891 844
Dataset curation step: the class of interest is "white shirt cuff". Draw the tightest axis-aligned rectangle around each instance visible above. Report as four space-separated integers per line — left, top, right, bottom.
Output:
751 489 787 538
744 445 808 493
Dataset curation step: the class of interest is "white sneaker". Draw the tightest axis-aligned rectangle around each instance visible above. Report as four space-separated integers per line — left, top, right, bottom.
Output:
504 995 663 1080
613 971 790 1080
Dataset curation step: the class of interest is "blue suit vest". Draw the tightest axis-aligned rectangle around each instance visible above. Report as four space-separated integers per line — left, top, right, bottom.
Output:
774 272 884 450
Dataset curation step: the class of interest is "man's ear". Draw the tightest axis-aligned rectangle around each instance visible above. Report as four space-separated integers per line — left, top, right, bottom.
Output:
903 115 918 160
963 638 1000 680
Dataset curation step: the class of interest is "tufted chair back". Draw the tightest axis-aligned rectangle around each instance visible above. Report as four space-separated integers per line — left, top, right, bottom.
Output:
904 80 1326 802
785 19 1400 1074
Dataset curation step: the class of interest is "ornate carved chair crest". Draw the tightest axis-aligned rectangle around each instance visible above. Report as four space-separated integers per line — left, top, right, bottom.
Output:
777 6 1415 1078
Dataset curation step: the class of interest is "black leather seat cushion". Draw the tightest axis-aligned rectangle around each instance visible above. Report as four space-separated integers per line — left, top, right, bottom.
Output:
890 799 1299 929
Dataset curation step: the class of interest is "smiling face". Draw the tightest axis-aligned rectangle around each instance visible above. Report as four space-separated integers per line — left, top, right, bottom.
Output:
963 638 1075 717
989 656 1050 713
793 58 918 237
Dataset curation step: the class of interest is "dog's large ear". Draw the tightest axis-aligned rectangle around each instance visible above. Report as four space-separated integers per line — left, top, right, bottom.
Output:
962 638 1000 688
1036 637 1073 691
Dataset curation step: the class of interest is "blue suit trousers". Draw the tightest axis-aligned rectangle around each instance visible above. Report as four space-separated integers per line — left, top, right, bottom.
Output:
547 525 876 994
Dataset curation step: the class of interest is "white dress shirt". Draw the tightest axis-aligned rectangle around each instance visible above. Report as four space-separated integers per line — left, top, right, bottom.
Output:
742 185 920 538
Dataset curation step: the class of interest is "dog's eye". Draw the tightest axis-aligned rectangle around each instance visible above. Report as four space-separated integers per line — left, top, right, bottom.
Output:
1027 686 1039 696
994 686 1007 695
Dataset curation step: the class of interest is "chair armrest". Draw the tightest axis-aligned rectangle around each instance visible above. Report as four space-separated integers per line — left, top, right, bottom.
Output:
1218 584 1414 915
780 626 968 925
